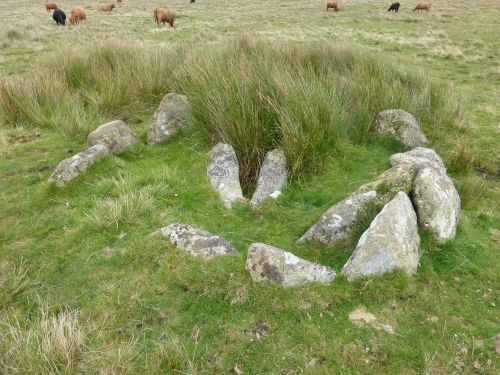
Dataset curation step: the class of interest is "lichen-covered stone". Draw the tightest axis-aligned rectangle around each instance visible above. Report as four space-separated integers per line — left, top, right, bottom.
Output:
207 143 245 208
48 144 109 187
341 192 421 281
372 109 427 148
413 167 460 242
299 166 415 247
147 93 192 145
246 243 336 287
250 149 287 207
390 147 446 175
158 223 236 258
87 120 138 154
298 191 378 246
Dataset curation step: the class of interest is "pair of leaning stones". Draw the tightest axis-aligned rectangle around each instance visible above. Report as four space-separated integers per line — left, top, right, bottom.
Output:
49 93 191 186
158 146 460 286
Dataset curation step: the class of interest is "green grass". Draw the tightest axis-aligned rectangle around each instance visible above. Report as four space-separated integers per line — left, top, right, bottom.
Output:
0 0 499 373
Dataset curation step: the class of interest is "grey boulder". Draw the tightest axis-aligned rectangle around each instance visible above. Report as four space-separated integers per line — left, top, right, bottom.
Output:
250 149 287 207
207 143 245 208
158 223 236 258
147 93 192 145
341 192 421 281
300 166 415 247
390 147 446 175
87 120 138 154
48 144 109 187
413 167 460 242
246 243 336 287
373 109 427 148
298 190 378 246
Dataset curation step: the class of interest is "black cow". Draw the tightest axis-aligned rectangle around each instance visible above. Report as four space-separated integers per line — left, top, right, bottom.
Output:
190 0 195 3
53 8 66 25
388 2 400 12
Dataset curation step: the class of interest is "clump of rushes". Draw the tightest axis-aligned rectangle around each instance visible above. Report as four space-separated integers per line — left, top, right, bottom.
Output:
0 38 461 189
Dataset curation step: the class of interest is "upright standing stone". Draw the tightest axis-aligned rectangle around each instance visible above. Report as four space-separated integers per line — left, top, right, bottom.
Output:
147 93 192 145
207 143 245 208
48 144 109 187
87 120 138 154
246 243 336 287
413 167 461 242
250 149 287 207
158 223 236 258
341 192 421 281
372 109 428 148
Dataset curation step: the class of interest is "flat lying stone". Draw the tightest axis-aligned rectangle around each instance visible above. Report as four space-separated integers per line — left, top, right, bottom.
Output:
87 120 138 154
246 243 336 287
299 166 415 247
48 144 109 187
372 109 427 148
207 143 245 208
390 147 446 175
147 93 192 145
250 149 287 207
298 191 378 246
413 167 460 242
341 192 420 281
158 223 236 258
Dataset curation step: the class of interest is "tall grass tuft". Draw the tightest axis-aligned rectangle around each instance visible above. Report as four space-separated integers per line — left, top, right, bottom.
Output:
0 38 461 187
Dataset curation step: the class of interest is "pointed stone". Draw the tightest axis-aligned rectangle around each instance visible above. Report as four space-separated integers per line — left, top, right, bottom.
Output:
147 93 192 145
48 144 109 187
246 243 336 287
250 149 287 207
158 223 236 258
341 192 421 281
207 143 245 208
413 167 460 242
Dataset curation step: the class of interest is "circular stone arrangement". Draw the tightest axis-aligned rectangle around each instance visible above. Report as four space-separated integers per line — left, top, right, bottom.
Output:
48 93 461 286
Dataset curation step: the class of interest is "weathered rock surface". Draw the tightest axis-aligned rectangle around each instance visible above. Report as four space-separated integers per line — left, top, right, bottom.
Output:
87 120 138 154
147 93 192 145
207 143 245 208
372 109 427 148
246 243 336 287
250 149 287 207
300 166 414 247
158 223 236 258
341 192 421 281
390 147 446 175
48 144 109 187
298 191 378 246
413 167 460 242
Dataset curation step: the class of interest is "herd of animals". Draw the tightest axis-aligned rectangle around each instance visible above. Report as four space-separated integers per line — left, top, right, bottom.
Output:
44 1 434 27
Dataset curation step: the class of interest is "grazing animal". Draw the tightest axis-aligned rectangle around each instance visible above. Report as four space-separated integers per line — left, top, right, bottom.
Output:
413 2 431 11
388 2 400 12
190 0 195 3
154 7 175 27
69 7 86 25
45 3 58 12
117 0 123 3
52 8 66 25
97 3 115 11
326 2 340 12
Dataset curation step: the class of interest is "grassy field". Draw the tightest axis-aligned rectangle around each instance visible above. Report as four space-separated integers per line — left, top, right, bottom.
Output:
0 0 499 374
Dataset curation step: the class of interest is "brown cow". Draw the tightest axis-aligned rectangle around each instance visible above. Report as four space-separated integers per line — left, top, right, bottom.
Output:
326 2 340 12
154 7 174 27
69 7 86 25
45 3 58 12
413 2 431 11
117 0 123 3
97 3 115 11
